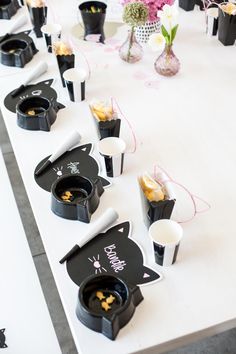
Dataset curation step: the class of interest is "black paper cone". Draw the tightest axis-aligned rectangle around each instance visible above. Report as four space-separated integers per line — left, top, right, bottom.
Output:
218 9 236 46
27 5 47 38
56 54 75 87
98 119 121 140
79 1 107 43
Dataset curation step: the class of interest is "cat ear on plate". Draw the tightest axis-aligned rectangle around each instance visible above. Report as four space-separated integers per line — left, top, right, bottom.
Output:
99 176 111 188
140 266 162 285
78 143 93 155
108 222 131 237
0 329 5 333
38 79 54 87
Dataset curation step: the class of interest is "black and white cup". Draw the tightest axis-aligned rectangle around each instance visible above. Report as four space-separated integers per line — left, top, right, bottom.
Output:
206 8 218 36
41 23 62 53
98 137 126 177
149 219 183 267
63 68 87 102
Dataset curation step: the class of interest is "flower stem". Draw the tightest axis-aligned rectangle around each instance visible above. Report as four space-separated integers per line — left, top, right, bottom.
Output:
127 26 134 62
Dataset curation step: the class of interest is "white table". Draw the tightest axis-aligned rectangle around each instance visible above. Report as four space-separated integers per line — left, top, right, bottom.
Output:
0 150 61 354
1 2 236 354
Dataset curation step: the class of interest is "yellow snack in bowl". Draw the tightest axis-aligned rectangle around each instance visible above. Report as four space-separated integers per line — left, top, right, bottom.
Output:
139 172 165 203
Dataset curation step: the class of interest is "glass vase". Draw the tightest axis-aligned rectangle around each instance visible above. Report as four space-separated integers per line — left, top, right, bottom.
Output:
119 28 143 64
154 45 180 77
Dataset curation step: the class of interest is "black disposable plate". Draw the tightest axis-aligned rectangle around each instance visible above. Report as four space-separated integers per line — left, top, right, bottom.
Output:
0 31 38 68
34 144 110 192
4 79 64 114
0 0 20 20
51 174 104 223
76 274 143 340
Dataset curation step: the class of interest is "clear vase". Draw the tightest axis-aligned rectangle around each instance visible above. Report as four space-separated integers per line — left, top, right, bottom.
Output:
119 28 143 64
154 44 180 77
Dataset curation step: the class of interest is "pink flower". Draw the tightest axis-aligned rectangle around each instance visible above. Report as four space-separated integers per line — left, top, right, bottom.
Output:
121 0 174 21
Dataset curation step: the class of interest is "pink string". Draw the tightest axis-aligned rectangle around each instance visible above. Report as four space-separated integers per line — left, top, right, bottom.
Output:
69 37 92 80
153 165 211 224
111 97 137 154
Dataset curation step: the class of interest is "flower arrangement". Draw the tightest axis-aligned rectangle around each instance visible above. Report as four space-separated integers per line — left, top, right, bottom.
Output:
119 2 148 62
148 5 178 50
121 0 174 22
122 2 149 26
148 5 180 76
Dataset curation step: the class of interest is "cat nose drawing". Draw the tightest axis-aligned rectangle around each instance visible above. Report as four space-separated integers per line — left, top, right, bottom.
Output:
53 166 63 177
88 255 107 274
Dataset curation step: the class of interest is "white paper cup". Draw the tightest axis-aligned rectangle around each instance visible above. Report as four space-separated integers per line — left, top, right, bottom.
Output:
98 137 126 177
41 23 62 53
149 219 183 266
206 8 218 36
63 68 87 102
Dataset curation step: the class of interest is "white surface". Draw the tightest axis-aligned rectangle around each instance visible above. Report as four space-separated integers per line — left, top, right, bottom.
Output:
1 2 236 354
0 151 61 354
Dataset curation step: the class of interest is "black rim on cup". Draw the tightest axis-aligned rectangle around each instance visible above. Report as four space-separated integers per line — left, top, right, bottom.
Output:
16 96 57 131
79 1 107 43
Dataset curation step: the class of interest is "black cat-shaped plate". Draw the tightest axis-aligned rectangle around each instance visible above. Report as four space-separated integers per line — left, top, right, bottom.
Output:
4 78 65 113
66 221 162 287
34 143 110 191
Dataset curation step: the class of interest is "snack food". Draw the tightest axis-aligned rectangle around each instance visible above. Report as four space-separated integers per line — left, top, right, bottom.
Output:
139 172 165 202
221 2 236 15
26 0 45 7
53 41 73 56
90 99 117 122
96 291 106 301
61 191 73 202
101 301 111 311
106 294 116 304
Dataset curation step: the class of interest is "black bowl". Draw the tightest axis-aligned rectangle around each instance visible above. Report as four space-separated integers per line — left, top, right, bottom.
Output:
0 34 38 67
16 96 58 131
76 274 143 340
0 0 20 19
51 174 104 223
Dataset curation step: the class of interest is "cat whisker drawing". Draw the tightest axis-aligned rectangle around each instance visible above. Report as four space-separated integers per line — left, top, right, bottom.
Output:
53 166 63 177
32 89 42 95
88 255 107 274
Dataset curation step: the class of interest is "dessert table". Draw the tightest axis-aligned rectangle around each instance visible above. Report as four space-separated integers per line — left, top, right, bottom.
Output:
1 1 236 353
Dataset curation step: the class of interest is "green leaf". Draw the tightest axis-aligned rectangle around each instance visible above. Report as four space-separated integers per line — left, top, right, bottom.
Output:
161 25 170 41
171 24 179 44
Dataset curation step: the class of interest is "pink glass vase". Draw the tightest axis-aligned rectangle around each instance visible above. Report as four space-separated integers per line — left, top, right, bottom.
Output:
154 44 180 77
119 28 143 64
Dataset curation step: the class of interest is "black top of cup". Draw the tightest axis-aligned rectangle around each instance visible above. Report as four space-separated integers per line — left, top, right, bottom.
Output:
79 1 107 12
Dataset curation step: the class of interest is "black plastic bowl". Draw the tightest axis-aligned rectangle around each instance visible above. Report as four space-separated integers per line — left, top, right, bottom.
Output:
0 0 20 19
0 38 34 67
51 174 104 223
76 274 144 340
16 96 57 131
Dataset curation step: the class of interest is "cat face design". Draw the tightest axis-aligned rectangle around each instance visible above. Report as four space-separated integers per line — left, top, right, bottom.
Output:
66 221 161 286
0 329 7 349
35 143 110 192
4 79 64 113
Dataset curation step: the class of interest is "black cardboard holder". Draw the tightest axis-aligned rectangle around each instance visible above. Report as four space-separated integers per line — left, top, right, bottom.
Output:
139 185 175 228
76 274 143 340
0 0 20 19
0 32 38 68
218 8 236 45
51 174 104 223
179 0 195 11
56 54 75 87
98 119 121 140
79 1 107 43
16 96 59 131
27 5 47 38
